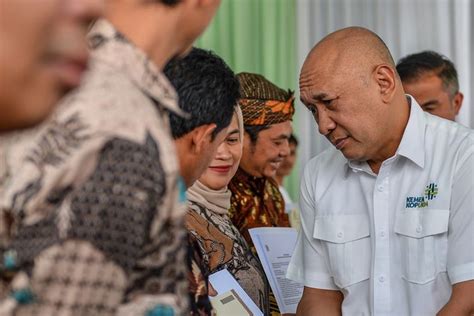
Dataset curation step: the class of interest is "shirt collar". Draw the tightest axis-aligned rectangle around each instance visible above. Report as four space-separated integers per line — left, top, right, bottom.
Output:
87 19 187 117
233 167 267 193
396 95 426 168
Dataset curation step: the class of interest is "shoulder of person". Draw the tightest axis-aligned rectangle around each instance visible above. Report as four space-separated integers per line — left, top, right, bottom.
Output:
303 147 343 176
424 114 473 161
53 73 176 158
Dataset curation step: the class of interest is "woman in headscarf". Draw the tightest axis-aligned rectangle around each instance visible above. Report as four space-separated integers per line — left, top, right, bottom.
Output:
186 106 269 314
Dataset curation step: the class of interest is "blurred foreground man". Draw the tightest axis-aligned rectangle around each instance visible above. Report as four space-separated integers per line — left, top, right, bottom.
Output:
0 0 102 131
288 27 473 315
397 50 464 121
0 0 221 314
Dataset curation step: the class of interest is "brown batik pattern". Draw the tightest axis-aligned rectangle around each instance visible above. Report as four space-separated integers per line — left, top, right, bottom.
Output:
186 202 269 314
228 168 289 248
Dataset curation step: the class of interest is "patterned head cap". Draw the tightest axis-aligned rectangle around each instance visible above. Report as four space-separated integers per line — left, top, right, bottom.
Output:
237 72 295 126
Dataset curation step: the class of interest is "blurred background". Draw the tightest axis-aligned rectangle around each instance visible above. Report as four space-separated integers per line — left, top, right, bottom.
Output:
197 0 473 200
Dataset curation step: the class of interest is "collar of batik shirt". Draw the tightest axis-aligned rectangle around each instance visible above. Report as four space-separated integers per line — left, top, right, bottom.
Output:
87 19 187 118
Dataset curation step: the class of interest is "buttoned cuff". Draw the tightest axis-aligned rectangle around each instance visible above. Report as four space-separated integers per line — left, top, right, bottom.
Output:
448 262 474 284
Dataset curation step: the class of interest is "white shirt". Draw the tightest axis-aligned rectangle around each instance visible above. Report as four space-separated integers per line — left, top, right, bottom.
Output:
280 185 301 229
279 185 295 214
287 97 474 315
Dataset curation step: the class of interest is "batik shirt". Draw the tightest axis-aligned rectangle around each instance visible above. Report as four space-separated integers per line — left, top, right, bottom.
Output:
187 234 214 316
0 19 188 315
228 168 289 248
186 202 269 314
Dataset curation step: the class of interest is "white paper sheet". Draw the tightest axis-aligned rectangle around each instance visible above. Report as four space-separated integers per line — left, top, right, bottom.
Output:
249 227 303 314
208 269 263 316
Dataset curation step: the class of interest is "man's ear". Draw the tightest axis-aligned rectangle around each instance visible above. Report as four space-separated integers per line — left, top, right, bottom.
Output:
452 92 464 115
374 64 396 103
191 123 216 154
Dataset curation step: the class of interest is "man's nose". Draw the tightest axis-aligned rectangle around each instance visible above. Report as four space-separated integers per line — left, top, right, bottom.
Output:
279 139 290 157
317 108 336 136
216 143 232 160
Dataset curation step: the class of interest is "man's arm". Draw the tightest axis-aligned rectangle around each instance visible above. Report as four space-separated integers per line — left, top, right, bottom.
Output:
437 280 474 316
296 286 343 316
440 142 474 315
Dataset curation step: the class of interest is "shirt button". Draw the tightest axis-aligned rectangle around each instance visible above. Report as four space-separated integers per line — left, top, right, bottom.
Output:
379 275 385 283
416 225 423 233
377 185 384 192
380 231 385 238
337 232 344 239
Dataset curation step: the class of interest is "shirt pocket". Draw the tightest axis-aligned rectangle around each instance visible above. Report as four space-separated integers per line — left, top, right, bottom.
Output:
313 214 371 288
394 209 449 284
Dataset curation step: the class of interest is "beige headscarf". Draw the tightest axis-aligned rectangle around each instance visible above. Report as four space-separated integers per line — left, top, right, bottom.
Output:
187 106 244 214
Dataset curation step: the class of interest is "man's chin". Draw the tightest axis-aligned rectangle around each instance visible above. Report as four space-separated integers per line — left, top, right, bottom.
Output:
340 149 361 161
263 169 278 179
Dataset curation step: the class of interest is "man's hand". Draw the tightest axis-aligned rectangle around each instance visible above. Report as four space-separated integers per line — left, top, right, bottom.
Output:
296 286 343 316
437 280 474 316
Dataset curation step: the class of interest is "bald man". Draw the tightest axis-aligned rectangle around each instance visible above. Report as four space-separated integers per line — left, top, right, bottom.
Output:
287 27 474 315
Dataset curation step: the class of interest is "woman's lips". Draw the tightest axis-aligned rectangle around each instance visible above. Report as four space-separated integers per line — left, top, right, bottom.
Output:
209 165 232 174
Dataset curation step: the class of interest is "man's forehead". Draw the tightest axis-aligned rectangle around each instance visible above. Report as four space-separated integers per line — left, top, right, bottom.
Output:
300 63 368 102
301 54 333 77
410 71 443 85
300 77 337 102
403 73 446 93
266 121 292 135
300 56 343 93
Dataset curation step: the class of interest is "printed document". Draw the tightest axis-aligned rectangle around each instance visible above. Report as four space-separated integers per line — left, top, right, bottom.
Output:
208 269 263 316
249 227 303 314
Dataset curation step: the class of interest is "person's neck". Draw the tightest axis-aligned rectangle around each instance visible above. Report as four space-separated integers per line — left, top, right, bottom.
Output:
105 7 183 70
174 138 194 188
239 165 264 179
274 174 284 186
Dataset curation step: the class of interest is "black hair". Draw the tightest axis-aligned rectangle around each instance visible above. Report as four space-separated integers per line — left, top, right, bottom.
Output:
244 125 270 144
165 48 240 140
396 50 460 97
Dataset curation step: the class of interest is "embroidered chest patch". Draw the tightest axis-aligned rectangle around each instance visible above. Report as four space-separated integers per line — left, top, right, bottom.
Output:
405 183 439 208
